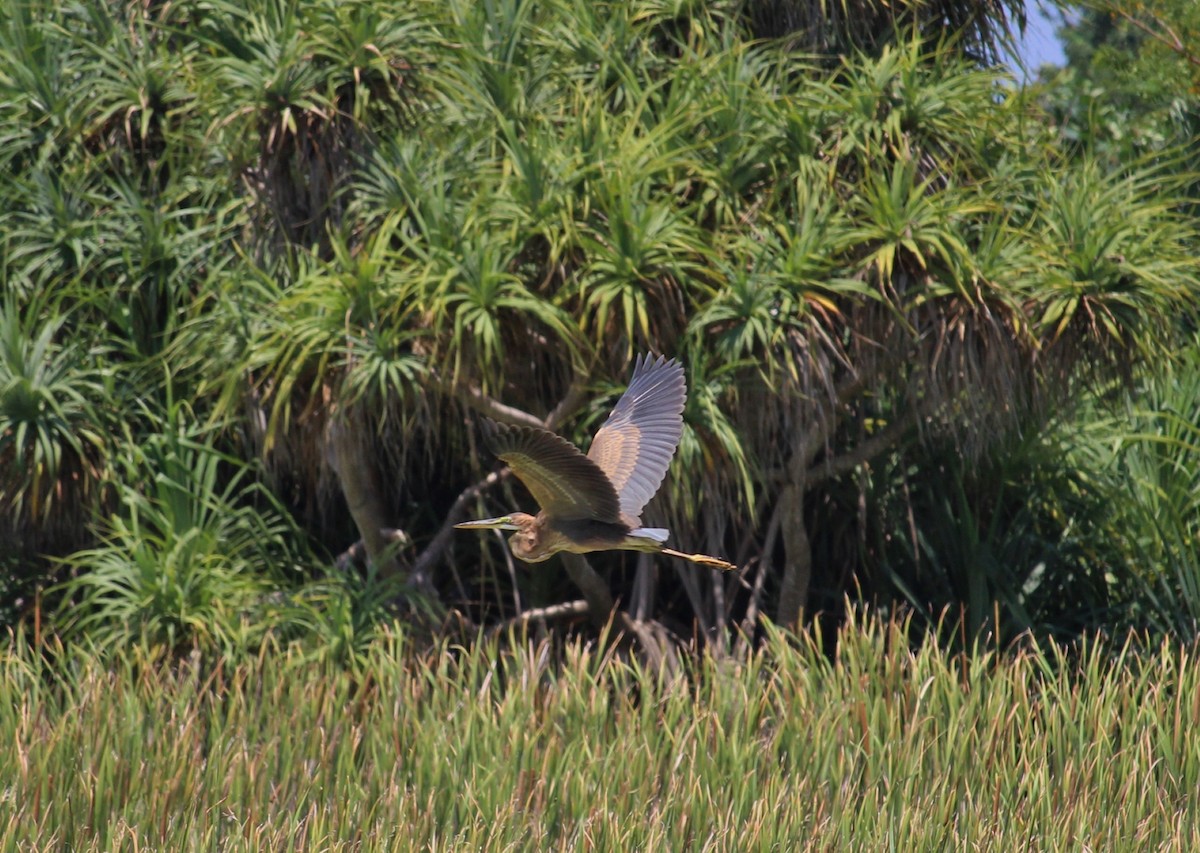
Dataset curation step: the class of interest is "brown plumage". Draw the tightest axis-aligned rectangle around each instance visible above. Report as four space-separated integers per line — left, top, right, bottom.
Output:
456 355 735 571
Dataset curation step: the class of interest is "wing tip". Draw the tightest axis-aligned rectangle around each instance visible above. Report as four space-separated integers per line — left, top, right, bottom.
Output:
635 351 682 378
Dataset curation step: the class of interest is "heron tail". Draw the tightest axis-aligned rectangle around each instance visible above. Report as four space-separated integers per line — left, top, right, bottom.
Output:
630 527 669 543
660 548 737 572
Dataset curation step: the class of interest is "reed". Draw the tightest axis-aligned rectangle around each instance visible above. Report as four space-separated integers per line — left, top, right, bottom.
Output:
4 613 1199 850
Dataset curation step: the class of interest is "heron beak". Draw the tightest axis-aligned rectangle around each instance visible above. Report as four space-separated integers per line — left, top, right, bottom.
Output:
454 516 521 531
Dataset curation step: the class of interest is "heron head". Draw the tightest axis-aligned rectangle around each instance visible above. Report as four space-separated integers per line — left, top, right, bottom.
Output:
454 515 522 532
456 512 547 562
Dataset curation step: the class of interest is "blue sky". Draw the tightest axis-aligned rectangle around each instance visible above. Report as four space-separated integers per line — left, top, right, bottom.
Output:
1012 3 1067 77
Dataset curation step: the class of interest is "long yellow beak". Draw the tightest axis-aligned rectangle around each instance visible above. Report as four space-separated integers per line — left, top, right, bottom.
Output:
455 516 521 531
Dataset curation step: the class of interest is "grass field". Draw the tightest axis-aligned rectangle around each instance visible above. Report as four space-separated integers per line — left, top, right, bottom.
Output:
4 614 1199 850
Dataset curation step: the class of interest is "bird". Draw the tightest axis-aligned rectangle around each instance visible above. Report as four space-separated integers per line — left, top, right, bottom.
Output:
456 354 735 571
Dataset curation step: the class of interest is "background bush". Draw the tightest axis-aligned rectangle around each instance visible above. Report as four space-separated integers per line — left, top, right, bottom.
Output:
1 0 1197 654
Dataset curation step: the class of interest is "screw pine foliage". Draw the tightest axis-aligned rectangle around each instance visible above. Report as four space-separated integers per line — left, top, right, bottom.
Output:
1 0 1197 647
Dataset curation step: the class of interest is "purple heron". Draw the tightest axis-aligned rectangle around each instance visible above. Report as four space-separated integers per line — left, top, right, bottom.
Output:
456 355 735 571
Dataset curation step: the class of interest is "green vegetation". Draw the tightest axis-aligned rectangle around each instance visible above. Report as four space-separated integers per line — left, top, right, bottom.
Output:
2 0 1197 652
5 613 1200 849
3 0 1200 844
1041 0 1199 166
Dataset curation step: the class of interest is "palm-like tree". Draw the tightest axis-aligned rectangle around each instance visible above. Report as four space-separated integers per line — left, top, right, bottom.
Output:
3 0 1198 646
0 301 111 558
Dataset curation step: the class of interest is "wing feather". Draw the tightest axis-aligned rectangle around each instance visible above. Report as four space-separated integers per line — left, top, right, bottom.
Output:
484 419 622 523
587 354 686 524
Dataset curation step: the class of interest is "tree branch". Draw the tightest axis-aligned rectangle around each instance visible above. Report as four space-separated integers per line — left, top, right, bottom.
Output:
543 378 588 430
334 528 409 572
561 553 618 630
410 469 507 583
435 366 590 431
414 367 592 581
328 409 406 582
735 498 783 656
1109 4 1200 69
453 382 546 428
805 407 919 486
486 600 589 639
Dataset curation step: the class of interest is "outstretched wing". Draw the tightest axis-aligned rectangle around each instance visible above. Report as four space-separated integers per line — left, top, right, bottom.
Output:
586 354 686 524
483 419 622 523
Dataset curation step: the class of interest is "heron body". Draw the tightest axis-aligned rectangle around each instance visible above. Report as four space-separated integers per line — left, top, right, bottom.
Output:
488 511 670 563
456 355 735 571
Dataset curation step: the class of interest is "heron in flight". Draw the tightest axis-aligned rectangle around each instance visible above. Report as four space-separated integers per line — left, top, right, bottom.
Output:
456 355 735 571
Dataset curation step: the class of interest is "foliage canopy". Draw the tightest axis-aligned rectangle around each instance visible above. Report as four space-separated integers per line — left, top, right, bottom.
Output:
1 0 1197 650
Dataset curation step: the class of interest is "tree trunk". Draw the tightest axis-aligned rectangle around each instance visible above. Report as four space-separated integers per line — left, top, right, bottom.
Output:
776 426 822 628
776 480 812 628
560 553 617 629
327 408 402 580
560 553 673 670
773 391 914 627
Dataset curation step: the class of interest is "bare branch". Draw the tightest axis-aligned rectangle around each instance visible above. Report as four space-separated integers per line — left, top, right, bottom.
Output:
417 369 593 571
328 411 406 582
454 382 546 428
334 528 409 572
561 553 618 629
736 498 783 655
1106 3 1200 69
805 407 918 486
433 361 592 432
410 469 507 582
543 377 588 430
486 600 589 639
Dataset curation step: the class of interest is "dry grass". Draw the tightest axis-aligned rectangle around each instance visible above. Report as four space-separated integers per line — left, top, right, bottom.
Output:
4 613 1200 850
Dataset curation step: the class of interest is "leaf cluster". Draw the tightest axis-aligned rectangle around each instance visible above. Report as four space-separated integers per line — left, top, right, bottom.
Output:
1 0 1197 645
